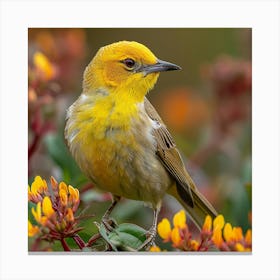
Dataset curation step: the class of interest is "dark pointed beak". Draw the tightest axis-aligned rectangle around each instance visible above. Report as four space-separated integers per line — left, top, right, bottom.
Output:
138 59 181 76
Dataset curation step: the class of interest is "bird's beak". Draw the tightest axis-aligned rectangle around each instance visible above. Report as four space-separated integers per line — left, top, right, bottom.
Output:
138 59 181 76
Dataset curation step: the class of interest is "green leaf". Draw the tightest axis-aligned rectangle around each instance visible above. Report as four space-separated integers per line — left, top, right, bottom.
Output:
98 223 148 251
116 223 147 241
98 223 118 251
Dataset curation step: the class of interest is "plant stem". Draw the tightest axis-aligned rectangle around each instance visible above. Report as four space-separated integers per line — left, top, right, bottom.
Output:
86 233 102 247
73 234 86 249
61 238 71 251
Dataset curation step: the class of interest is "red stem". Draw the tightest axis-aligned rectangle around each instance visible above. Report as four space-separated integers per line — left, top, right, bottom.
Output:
86 233 102 247
73 234 86 249
61 238 71 251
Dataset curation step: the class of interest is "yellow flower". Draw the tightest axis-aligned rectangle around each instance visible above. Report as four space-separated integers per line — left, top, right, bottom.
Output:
28 220 39 237
68 185 79 204
33 52 55 80
202 215 212 232
50 176 58 190
232 227 243 242
150 245 161 252
65 208 74 222
31 197 54 226
31 202 41 223
42 196 55 218
157 218 171 240
235 242 245 252
173 210 187 229
28 176 82 243
31 202 47 226
212 228 223 247
245 229 252 245
223 222 234 242
213 214 225 231
28 175 48 202
59 189 68 206
59 181 68 193
59 182 69 206
171 227 181 247
190 239 199 251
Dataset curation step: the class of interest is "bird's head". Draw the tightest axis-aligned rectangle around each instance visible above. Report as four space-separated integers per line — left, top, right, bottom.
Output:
83 41 181 102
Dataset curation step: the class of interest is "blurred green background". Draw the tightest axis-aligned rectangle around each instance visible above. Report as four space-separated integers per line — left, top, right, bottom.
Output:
28 28 251 251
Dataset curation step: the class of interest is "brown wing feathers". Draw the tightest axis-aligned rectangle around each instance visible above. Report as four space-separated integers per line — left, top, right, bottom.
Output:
144 98 195 208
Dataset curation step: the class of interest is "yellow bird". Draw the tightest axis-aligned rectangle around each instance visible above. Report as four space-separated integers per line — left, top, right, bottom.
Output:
65 41 217 249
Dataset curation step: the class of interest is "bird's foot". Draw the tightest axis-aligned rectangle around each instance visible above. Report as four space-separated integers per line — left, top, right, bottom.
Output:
137 227 157 251
101 216 118 232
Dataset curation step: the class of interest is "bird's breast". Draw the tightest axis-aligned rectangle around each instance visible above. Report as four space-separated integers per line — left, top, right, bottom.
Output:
65 94 171 206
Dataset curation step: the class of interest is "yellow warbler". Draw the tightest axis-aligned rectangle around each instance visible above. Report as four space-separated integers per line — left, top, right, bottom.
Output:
65 41 217 249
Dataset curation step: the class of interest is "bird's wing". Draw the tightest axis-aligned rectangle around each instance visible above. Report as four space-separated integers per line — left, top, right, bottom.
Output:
144 97 195 207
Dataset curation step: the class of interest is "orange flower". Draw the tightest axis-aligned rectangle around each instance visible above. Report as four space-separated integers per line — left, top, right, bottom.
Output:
42 196 55 218
202 215 212 232
33 52 56 81
235 243 245 252
232 227 243 242
245 229 252 246
157 218 171 240
212 228 223 247
190 240 199 251
28 176 81 241
149 246 161 252
28 220 40 237
28 175 48 203
223 223 234 242
156 210 252 252
173 210 187 229
171 227 182 247
213 215 225 231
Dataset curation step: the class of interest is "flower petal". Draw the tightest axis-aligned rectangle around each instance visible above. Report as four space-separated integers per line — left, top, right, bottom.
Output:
245 229 252 245
157 218 171 240
190 239 199 251
65 208 74 222
150 246 161 252
50 176 58 190
213 214 225 231
28 220 39 237
173 210 186 229
233 227 243 242
235 242 245 252
59 182 68 193
68 185 79 203
202 215 212 232
33 52 55 80
223 223 233 242
32 202 42 224
42 196 55 217
59 189 68 206
212 228 223 247
171 227 182 247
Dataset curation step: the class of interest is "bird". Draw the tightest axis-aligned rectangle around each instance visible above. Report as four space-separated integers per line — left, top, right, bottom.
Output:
65 41 218 250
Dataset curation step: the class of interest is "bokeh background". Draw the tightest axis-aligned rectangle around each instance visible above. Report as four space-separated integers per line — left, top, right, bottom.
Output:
28 28 251 251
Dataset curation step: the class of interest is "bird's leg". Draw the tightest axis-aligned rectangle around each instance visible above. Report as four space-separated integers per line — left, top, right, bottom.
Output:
137 206 160 251
101 195 120 231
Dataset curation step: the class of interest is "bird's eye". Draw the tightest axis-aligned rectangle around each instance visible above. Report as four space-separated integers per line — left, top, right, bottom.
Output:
123 58 136 69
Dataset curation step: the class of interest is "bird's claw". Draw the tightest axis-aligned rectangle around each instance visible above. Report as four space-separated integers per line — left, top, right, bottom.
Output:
137 228 157 251
101 217 118 232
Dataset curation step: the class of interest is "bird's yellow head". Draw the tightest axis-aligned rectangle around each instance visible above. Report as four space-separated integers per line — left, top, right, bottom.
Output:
83 41 181 102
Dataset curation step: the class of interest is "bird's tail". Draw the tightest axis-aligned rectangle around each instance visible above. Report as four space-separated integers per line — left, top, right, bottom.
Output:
169 185 218 230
